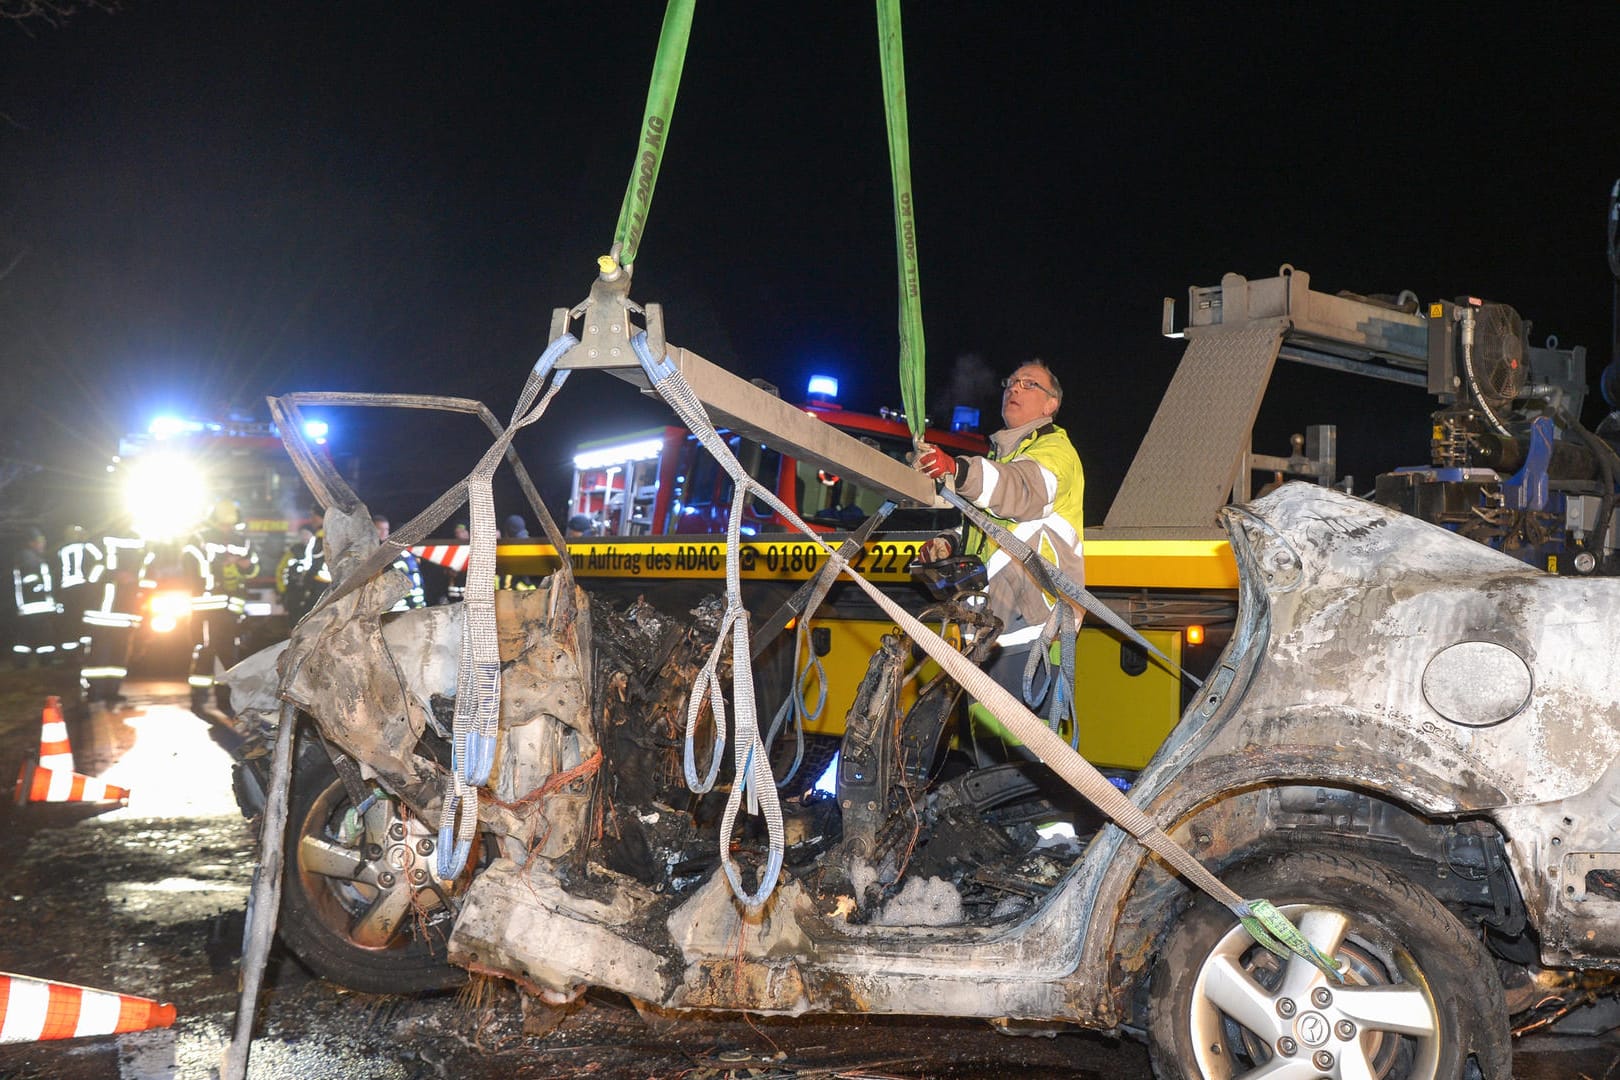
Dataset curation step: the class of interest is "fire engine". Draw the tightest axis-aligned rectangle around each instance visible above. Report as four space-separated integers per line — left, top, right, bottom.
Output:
566 375 988 537
110 412 336 655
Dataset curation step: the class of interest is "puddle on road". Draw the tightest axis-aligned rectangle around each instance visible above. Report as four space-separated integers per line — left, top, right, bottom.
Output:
93 704 243 820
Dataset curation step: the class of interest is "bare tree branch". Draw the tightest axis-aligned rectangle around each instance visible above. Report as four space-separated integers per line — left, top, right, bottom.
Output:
0 248 25 286
2 0 119 29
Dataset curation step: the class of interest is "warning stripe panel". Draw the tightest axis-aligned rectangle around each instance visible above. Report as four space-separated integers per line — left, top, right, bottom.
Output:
411 544 470 573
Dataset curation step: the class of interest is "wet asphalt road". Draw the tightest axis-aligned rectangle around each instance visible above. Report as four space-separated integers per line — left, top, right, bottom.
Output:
0 680 1615 1078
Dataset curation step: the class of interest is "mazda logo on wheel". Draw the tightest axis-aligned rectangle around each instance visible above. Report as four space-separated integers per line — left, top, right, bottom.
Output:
1298 1011 1330 1047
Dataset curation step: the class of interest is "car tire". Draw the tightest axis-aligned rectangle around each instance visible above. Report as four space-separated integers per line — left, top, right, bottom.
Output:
1148 849 1509 1079
771 732 840 799
276 737 467 995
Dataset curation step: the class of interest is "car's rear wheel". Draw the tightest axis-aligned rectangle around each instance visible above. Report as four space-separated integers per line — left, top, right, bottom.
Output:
1148 849 1509 1079
277 738 467 994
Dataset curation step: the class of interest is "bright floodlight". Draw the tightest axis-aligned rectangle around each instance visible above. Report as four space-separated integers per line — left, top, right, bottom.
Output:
125 454 208 540
303 420 329 442
806 375 839 399
573 437 664 471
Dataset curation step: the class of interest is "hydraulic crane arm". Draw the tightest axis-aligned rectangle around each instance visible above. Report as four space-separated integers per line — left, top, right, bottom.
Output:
1103 265 1441 537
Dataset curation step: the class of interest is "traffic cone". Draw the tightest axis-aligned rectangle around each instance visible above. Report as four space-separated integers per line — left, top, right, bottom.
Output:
37 696 73 773
12 760 129 805
0 972 175 1043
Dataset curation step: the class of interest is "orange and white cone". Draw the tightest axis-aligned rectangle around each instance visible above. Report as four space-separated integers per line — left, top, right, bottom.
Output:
0 972 175 1043
37 696 73 773
12 760 129 805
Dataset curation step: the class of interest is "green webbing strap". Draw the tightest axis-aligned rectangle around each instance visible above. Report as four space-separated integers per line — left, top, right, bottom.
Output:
611 0 696 269
876 0 927 443
1240 900 1344 982
935 493 1339 977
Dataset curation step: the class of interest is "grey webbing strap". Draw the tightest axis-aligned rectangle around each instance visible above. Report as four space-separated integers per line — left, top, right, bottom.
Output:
1023 603 1079 747
437 334 577 879
939 487 1200 689
750 503 894 661
627 333 1329 973
755 509 883 786
634 336 784 912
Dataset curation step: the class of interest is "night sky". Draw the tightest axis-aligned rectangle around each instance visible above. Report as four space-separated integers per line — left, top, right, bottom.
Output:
4 3 1620 529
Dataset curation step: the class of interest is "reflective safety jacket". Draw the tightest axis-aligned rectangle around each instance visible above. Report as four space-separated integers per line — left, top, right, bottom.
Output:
83 535 149 633
182 528 259 615
57 539 105 593
11 549 58 618
956 419 1085 646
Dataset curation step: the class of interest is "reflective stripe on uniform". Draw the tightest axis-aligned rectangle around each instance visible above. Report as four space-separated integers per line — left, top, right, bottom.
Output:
83 610 142 628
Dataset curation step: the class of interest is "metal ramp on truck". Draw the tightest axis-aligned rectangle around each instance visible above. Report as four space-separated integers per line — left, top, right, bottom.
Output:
1099 264 1433 543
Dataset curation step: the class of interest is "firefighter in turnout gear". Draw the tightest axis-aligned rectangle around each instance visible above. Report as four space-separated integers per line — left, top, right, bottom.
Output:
183 499 258 712
371 514 425 611
55 526 103 659
444 521 469 603
11 527 61 666
283 505 326 624
80 528 149 704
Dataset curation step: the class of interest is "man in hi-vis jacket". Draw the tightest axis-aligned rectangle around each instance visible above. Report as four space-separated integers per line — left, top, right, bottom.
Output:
913 359 1085 712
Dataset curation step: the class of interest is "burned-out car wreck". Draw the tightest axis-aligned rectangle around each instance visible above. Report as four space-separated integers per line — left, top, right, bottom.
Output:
228 480 1620 1078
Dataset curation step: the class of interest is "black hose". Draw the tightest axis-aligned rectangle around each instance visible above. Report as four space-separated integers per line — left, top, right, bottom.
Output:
1609 181 1619 382
1558 408 1618 562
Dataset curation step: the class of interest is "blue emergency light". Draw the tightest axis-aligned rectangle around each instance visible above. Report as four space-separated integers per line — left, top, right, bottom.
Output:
806 375 839 399
303 420 329 443
951 406 980 432
148 415 202 438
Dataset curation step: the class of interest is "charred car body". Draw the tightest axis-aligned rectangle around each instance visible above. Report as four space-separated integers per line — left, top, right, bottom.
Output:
223 261 1620 1078
229 472 1620 1078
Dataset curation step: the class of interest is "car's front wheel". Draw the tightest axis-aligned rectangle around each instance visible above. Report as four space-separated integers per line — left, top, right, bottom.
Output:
1148 849 1509 1079
276 738 468 994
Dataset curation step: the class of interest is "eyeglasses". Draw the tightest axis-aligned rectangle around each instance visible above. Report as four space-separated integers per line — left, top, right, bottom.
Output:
1001 376 1056 396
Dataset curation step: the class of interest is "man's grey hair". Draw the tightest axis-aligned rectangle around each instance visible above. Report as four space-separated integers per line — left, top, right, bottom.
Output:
1018 358 1062 402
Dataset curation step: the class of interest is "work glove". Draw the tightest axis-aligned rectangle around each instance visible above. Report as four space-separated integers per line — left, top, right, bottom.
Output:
915 444 963 484
917 534 957 563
